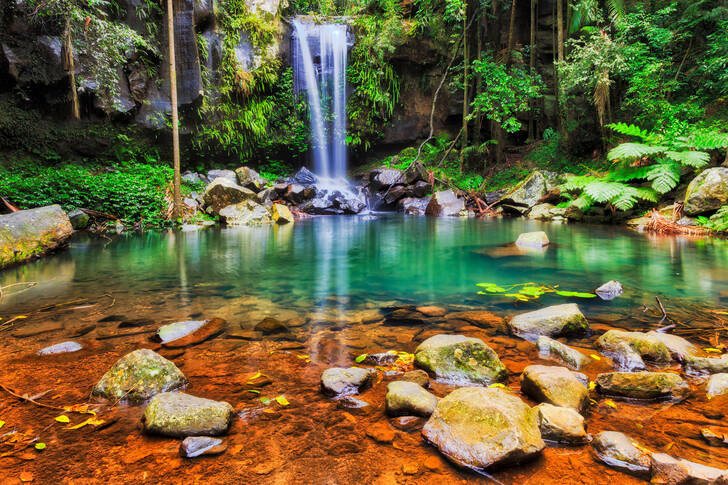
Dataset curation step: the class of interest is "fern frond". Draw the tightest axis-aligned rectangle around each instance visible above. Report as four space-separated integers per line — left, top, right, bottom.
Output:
571 194 594 211
607 143 667 161
560 175 594 191
607 122 649 140
606 164 652 182
664 150 710 168
634 187 658 202
687 131 728 151
583 181 626 203
646 162 681 194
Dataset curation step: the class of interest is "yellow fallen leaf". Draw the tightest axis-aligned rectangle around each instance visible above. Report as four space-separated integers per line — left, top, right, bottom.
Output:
665 442 674 451
262 409 277 414
604 399 617 409
704 348 722 353
274 395 290 406
55 415 70 423
589 398 598 405
632 442 652 455
635 423 644 429
65 417 105 430
590 354 601 361
296 355 310 360
588 381 596 391
15 315 28 320
248 371 262 381
707 394 713 400
0 420 4 429
488 383 506 389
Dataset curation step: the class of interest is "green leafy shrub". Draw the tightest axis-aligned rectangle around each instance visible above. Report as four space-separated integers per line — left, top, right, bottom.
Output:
697 206 728 232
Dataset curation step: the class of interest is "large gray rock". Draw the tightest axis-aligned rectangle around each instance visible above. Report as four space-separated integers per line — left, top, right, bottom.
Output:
528 203 555 220
508 304 589 340
501 171 556 210
67 209 90 230
595 280 623 301
707 373 728 397
422 387 545 470
92 349 187 402
534 403 587 444
684 167 728 216
592 431 651 476
235 166 265 192
320 367 375 397
650 452 728 484
684 355 728 375
645 331 698 361
142 392 234 437
595 330 672 364
37 341 82 355
520 365 589 412
425 190 466 217
385 381 438 417
537 336 590 370
515 231 550 248
0 205 73 269
203 178 256 215
595 372 689 400
369 168 404 191
398 196 431 215
414 334 507 386
612 342 648 372
218 200 272 225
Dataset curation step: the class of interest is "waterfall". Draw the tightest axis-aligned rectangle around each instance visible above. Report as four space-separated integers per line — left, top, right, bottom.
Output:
292 20 349 180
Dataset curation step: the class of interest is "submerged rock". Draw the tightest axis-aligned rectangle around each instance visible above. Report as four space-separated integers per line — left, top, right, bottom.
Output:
179 436 227 458
592 431 651 476
595 281 623 301
0 205 73 269
235 166 265 192
528 203 555 220
254 317 289 334
612 342 648 372
537 336 590 369
219 199 272 225
515 231 550 248
362 351 399 366
158 318 225 348
320 367 375 397
534 403 587 444
595 372 689 400
684 167 728 216
92 349 187 402
385 381 439 417
650 452 728 484
520 365 589 412
425 190 466 217
508 304 589 340
422 387 545 470
595 330 672 364
142 392 234 437
707 373 728 397
203 178 256 215
401 369 430 388
271 203 294 224
684 355 728 375
37 341 83 355
414 334 507 386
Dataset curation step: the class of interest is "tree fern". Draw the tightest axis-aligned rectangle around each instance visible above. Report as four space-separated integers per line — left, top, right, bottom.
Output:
606 142 667 161
583 181 626 203
646 161 681 194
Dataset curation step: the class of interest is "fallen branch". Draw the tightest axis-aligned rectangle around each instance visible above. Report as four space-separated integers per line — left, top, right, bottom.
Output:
80 208 118 220
656 296 668 324
0 383 65 411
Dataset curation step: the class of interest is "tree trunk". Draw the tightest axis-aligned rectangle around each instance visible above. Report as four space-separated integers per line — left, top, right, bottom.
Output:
528 0 536 140
460 0 469 172
556 0 567 143
63 18 80 120
167 0 182 220
505 0 517 64
474 14 483 145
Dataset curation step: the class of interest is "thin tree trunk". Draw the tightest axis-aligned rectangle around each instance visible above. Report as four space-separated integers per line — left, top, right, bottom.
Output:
474 14 483 145
505 0 517 64
63 18 80 120
556 0 567 143
167 0 182 220
460 0 469 172
528 0 536 140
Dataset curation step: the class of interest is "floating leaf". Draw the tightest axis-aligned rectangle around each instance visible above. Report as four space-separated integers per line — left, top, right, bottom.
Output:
247 372 262 381
20 471 33 482
588 381 596 391
296 354 310 360
262 409 277 414
354 354 367 363
247 390 261 394
275 395 290 406
15 315 28 320
260 397 272 405
0 420 4 429
704 348 722 353
34 443 46 451
604 399 617 409
590 354 601 361
555 291 597 298
65 417 105 430
54 415 70 423
488 383 506 389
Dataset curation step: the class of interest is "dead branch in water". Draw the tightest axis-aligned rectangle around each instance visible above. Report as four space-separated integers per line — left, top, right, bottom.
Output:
0 383 65 411
644 209 710 236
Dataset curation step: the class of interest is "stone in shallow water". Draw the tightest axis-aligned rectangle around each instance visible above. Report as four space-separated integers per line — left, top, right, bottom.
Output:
385 381 439 417
362 351 399 366
158 319 225 348
320 367 375 397
422 387 545 470
595 372 689 400
515 231 550 248
595 280 623 301
592 431 651 476
203 178 255 215
534 403 587 444
416 306 447 318
271 203 294 224
520 365 589 412
179 436 227 458
707 373 728 397
508 304 589 340
645 331 698 361
650 452 728 484
37 341 83 355
414 334 507 386
537 336 590 370
425 190 466 217
400 369 430 388
685 355 728 375
611 342 648 372
254 317 289 334
143 392 234 438
701 428 728 446
92 349 187 402
595 329 672 364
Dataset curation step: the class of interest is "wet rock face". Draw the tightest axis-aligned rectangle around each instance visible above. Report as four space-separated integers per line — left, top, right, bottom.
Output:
142 392 234 438
157 318 226 348
369 168 404 191
386 381 439 417
92 349 188 402
508 304 589 340
235 166 265 192
414 334 507 386
684 167 728 215
400 369 430 388
595 280 623 301
398 196 431 215
528 203 555 220
684 355 728 375
0 205 73 269
520 365 589 412
425 190 466 217
422 387 545 470
320 367 375 397
500 171 559 211
650 453 728 485
67 209 90 230
611 342 648 372
595 372 689 400
592 431 651 476
298 186 367 215
271 203 294 224
707 373 728 397
515 231 550 248
537 336 590 370
534 403 587 444
37 341 83 355
218 199 273 225
595 330 672 364
203 178 256 215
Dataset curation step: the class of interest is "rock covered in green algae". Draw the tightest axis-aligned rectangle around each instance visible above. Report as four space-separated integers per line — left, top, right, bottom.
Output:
501 170 558 211
685 355 728 375
320 367 375 397
385 381 439 417
219 199 273 225
92 349 187 402
203 177 256 215
592 431 651 476
508 304 589 340
644 331 698 361
707 373 728 397
650 452 728 484
515 231 550 248
142 392 234 438
537 336 590 369
595 329 672 364
534 403 587 444
520 365 589 412
595 372 689 400
422 387 545 470
684 167 728 216
414 334 507 386
0 205 73 269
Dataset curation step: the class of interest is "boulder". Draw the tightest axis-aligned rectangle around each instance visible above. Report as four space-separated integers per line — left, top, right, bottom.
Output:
320 367 375 397
684 355 728 375
592 431 651 476
179 436 227 458
206 169 237 183
67 209 90 230
612 342 648 372
182 171 206 185
398 197 431 215
534 403 587 444
218 200 272 225
92 349 187 402
595 330 672 364
157 318 226 347
235 166 265 192
515 231 550 248
203 178 256 215
142 392 234 438
400 369 430 388
285 184 315 204
537 336 590 369
383 185 408 205
369 168 404 191
291 167 317 186
407 180 432 198
650 452 728 484
595 280 623 301
37 341 82 355
0 205 73 269
707 373 728 397
528 203 555 220
404 160 429 185
520 365 589 412
595 372 689 400
501 171 556 210
254 317 288 334
271 203 294 224
508 304 589 340
385 381 439 417
414 334 507 386
684 167 728 216
644 331 698 361
422 387 545 470
425 190 466 217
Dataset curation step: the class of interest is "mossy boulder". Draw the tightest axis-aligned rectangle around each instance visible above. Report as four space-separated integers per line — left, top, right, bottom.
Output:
508 304 589 340
414 334 507 386
218 199 272 225
684 167 728 216
320 367 375 397
422 387 545 470
501 171 558 211
537 336 590 370
592 431 651 476
425 190 467 217
520 365 589 412
684 355 728 375
707 373 728 397
92 349 187 402
203 178 256 215
234 166 265 192
385 381 439 417
271 203 294 224
534 403 587 444
0 205 73 269
528 203 555 220
595 372 689 400
142 392 234 437
611 342 647 372
595 330 672 364
67 209 90 230
644 331 698 361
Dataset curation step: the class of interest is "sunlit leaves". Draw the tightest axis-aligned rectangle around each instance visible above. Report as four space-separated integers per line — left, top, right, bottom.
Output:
555 291 597 298
34 443 46 451
476 282 596 302
354 354 367 363
607 143 667 161
54 415 70 424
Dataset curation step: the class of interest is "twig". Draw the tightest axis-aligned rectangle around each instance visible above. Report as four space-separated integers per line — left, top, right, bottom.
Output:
109 379 143 408
0 383 66 411
656 296 668 324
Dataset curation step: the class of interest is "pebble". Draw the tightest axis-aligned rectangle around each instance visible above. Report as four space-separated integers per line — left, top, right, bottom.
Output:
179 437 227 458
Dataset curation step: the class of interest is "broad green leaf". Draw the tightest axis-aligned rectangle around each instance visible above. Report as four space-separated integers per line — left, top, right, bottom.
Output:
35 443 46 450
555 290 596 298
355 354 367 363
